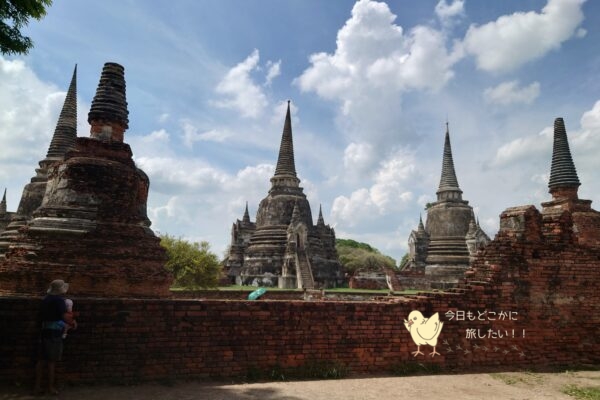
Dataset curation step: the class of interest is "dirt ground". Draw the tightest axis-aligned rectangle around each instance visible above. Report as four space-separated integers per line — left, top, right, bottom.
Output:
1 370 599 400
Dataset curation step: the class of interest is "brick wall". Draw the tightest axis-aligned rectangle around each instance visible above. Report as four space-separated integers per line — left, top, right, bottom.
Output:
1 200 599 385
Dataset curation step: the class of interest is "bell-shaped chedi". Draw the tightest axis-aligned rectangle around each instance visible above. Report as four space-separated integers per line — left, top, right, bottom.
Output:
224 101 342 288
0 66 78 249
0 63 171 298
402 123 489 289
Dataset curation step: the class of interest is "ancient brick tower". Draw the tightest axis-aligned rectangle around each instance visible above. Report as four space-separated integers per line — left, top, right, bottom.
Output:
0 66 78 250
402 123 489 288
467 118 600 341
0 62 171 298
225 102 342 288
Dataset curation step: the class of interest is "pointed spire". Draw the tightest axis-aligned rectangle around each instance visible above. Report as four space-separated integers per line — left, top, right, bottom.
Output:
317 204 325 226
274 101 297 178
88 62 129 142
46 65 77 159
242 201 250 224
436 122 463 201
548 118 580 193
0 188 6 214
417 214 425 233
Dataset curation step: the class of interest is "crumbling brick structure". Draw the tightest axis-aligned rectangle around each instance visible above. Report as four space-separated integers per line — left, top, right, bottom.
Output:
0 63 171 298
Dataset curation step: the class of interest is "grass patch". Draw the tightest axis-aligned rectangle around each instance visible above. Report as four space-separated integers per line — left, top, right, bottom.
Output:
562 384 600 400
489 372 544 386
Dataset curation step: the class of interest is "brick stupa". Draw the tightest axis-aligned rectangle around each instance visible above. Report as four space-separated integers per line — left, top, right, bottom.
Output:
0 63 171 297
401 123 490 288
224 102 342 288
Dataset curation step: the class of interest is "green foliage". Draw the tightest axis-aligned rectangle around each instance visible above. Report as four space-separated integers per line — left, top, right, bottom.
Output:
160 234 221 289
562 385 600 400
1 0 53 55
336 238 376 252
336 238 396 274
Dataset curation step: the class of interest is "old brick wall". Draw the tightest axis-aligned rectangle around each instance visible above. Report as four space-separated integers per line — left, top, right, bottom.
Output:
2 200 600 386
1 284 598 386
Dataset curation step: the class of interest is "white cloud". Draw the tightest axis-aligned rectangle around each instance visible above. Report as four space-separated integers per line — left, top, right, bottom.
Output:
213 49 268 118
343 142 376 177
142 129 170 143
435 0 465 26
332 149 416 226
295 0 459 145
180 119 232 147
492 126 552 167
483 80 541 106
463 0 586 73
265 60 281 86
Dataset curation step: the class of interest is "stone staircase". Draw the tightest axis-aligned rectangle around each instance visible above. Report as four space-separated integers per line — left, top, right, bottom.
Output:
296 249 314 289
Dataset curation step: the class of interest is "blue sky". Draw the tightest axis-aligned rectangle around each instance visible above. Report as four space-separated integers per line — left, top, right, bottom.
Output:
1 0 599 261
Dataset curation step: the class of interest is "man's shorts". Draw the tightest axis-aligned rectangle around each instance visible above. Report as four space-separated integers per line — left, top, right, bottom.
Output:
40 335 63 362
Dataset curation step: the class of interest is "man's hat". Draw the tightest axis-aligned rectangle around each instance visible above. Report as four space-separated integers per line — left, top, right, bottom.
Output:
47 280 69 295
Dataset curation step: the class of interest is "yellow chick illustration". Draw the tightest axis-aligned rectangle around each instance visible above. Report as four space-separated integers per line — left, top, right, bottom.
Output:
404 310 444 357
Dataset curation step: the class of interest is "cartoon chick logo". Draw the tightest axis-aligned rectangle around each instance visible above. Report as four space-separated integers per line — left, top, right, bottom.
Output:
404 311 444 357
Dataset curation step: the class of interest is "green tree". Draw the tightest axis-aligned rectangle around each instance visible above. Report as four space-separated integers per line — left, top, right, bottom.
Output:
160 234 221 289
1 0 53 55
336 239 396 274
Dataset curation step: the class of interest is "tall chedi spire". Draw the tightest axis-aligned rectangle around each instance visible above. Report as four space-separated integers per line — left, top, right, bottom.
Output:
271 101 300 189
317 204 325 227
548 117 580 200
0 189 6 215
436 122 463 202
243 201 251 224
46 65 77 160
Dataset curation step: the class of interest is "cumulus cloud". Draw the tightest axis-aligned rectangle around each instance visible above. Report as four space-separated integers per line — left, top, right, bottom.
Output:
265 60 281 86
332 149 416 227
213 49 269 118
295 0 460 145
343 142 376 177
484 80 541 106
435 0 465 26
141 129 170 143
492 126 552 167
463 0 586 73
180 120 232 147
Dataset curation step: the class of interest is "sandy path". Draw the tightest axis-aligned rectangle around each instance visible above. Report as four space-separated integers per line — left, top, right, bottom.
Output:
1 370 599 400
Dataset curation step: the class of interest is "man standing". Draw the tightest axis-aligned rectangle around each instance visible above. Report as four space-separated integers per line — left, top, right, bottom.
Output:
34 279 69 395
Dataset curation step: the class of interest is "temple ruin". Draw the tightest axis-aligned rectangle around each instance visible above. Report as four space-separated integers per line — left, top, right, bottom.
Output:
225 102 343 289
0 62 171 298
0 66 78 250
400 123 489 288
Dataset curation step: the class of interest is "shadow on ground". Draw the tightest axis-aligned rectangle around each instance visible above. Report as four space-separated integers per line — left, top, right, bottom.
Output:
0 383 303 400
